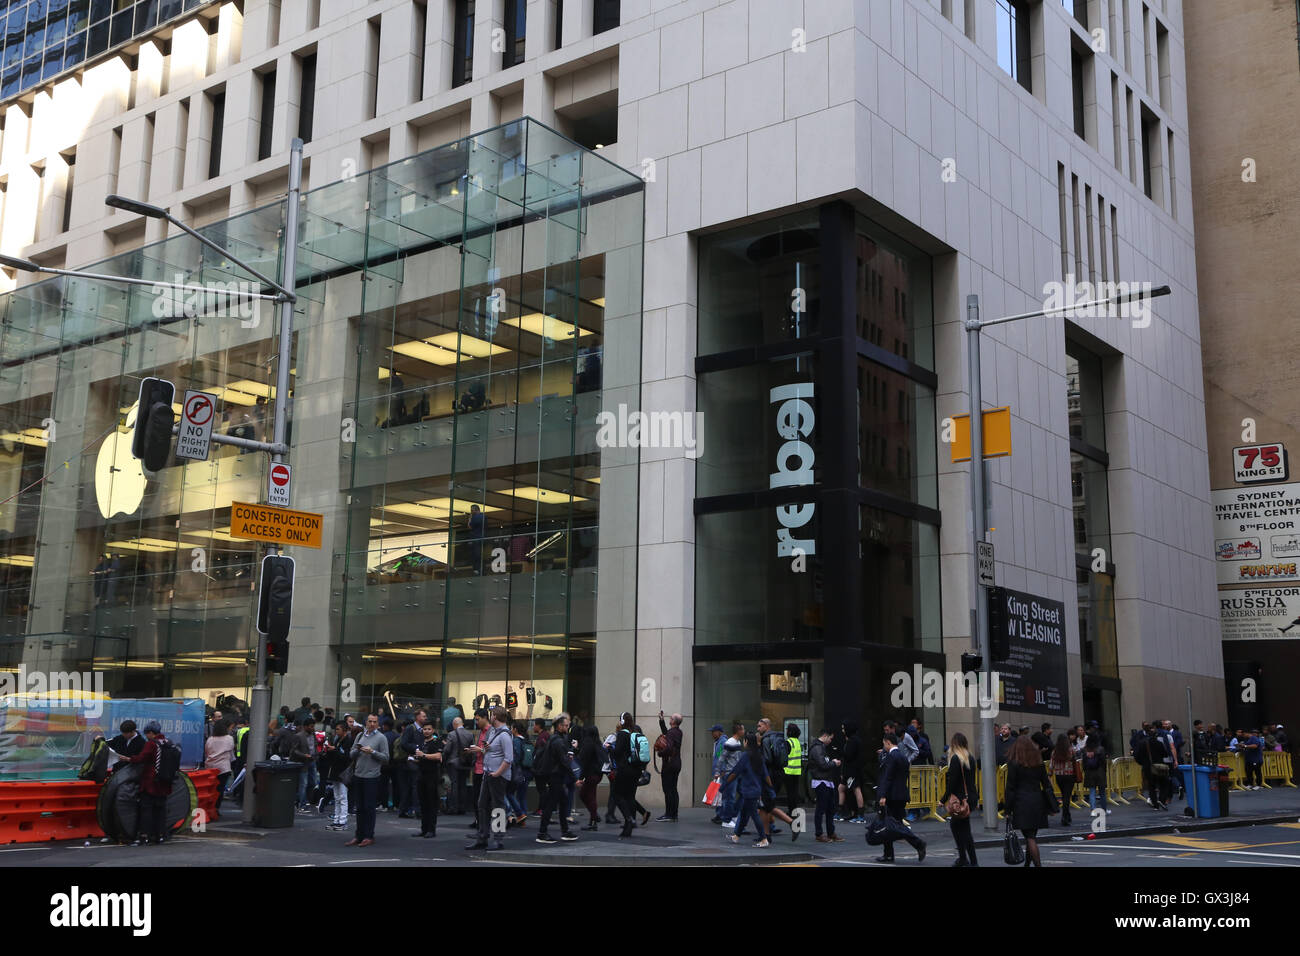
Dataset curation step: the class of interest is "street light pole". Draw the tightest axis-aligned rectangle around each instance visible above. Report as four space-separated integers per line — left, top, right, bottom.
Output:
966 295 998 831
964 283 1171 831
243 138 303 821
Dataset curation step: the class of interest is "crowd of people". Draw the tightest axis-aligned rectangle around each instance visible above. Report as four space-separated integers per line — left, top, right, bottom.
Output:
183 696 1290 862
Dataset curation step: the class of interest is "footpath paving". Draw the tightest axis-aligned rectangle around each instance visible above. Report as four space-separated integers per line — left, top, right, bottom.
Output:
196 781 1300 866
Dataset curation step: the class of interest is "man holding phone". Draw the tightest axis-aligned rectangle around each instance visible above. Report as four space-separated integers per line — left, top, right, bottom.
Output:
345 714 389 847
467 706 514 852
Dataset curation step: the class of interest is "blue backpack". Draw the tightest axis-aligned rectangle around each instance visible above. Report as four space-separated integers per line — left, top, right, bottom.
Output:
629 731 651 765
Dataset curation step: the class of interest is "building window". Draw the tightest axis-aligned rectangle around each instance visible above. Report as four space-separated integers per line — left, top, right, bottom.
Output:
258 69 277 161
60 151 76 234
1071 47 1086 140
995 0 1032 92
502 0 526 68
298 53 316 144
593 0 619 34
1140 106 1159 203
207 90 225 180
452 0 474 88
1061 0 1087 29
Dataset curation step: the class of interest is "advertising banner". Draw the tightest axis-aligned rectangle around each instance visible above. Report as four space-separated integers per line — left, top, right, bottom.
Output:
991 587 1070 716
1212 484 1300 585
1219 587 1300 641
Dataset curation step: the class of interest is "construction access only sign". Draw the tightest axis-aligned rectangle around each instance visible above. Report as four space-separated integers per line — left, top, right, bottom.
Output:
175 390 216 461
230 501 323 549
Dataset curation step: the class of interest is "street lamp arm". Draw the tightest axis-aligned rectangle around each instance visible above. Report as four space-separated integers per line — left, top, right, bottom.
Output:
971 284 1171 330
0 263 282 300
105 194 296 303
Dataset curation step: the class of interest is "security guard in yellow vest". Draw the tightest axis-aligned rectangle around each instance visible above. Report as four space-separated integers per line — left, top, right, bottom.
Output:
782 725 804 812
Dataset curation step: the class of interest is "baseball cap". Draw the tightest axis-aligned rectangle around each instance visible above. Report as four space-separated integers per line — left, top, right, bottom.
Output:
709 723 724 732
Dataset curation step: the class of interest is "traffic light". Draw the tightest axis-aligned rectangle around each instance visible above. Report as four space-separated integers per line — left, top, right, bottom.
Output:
987 586 1008 663
258 554 294 674
961 652 983 674
131 377 176 476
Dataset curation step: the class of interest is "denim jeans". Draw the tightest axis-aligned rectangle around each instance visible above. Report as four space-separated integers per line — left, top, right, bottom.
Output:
1087 783 1108 810
733 796 766 840
719 776 739 822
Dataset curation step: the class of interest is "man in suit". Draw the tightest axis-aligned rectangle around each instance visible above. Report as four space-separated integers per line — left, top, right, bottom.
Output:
875 733 926 863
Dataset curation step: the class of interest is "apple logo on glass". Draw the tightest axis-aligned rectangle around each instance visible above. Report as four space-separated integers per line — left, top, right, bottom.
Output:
95 403 148 518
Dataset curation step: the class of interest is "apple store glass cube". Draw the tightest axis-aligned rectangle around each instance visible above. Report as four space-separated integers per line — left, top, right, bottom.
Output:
0 119 644 724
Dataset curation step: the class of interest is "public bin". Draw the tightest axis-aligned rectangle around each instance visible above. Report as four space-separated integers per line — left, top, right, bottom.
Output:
252 761 303 828
1217 766 1230 817
1178 765 1219 819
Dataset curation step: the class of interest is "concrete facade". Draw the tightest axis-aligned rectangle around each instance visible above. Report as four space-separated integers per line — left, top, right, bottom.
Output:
0 0 1222 808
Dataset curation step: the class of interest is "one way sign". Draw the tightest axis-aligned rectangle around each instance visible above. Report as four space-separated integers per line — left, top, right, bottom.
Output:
176 390 217 462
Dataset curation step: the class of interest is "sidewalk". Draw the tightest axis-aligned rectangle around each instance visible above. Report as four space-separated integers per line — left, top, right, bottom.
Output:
205 782 1300 865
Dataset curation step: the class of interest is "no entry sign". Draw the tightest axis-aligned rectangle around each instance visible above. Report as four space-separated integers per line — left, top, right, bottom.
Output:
268 462 291 507
175 390 216 461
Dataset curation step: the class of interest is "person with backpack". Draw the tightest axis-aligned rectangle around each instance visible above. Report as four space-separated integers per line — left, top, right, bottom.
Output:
505 722 530 827
466 706 514 852
655 710 684 822
837 722 866 823
612 711 650 838
535 713 581 844
532 718 552 812
442 716 473 814
1081 733 1109 815
724 732 771 847
756 718 789 791
125 721 179 847
1048 734 1077 827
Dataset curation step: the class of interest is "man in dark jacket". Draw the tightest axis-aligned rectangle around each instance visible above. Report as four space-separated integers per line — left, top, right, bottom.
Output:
994 723 1014 766
442 717 473 814
534 713 580 844
397 710 427 818
656 710 684 822
125 721 173 847
807 729 843 842
875 733 925 863
1032 723 1054 761
107 719 144 772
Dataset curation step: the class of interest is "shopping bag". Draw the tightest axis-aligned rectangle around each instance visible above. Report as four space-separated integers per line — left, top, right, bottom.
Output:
703 779 721 806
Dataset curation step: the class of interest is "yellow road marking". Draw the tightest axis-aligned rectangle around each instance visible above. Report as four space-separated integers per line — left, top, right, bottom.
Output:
1138 834 1300 851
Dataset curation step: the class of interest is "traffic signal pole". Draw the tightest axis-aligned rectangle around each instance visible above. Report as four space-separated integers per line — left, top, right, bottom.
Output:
243 139 303 821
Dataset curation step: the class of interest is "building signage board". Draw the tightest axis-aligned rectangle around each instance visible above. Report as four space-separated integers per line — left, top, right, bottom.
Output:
760 664 813 702
1219 587 1300 641
229 501 323 548
990 587 1069 716
1212 484 1300 585
1233 443 1288 484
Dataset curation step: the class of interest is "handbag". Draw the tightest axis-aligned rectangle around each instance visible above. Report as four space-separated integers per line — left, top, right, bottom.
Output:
1003 819 1025 865
944 759 971 819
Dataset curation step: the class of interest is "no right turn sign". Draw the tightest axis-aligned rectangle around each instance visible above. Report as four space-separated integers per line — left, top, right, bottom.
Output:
176 390 216 461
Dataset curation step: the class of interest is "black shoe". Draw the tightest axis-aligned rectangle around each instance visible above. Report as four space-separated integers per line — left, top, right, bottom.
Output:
536 834 558 844
619 829 634 839
916 841 926 863
875 856 894 863
953 859 967 867
465 841 489 850
412 831 427 837
584 822 598 831
424 832 435 838
639 811 651 826
486 843 505 851
560 833 579 841
605 815 619 825
769 826 782 834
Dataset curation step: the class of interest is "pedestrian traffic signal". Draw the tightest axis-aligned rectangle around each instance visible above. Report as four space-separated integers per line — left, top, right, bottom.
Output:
131 377 175 475
266 636 290 675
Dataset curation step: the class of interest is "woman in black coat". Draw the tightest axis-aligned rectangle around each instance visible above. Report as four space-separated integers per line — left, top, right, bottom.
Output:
939 732 979 866
1003 734 1057 866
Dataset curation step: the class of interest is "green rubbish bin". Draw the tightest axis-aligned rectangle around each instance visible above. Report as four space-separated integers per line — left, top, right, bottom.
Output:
252 761 304 828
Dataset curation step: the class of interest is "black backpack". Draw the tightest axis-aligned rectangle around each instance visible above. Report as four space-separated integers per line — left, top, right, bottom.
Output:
78 738 110 783
156 739 183 784
533 736 554 777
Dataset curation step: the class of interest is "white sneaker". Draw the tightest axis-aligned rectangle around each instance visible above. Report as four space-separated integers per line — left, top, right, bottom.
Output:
721 820 736 829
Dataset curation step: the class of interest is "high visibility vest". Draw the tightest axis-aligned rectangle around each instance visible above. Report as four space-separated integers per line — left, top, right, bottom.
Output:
785 737 803 775
235 726 249 757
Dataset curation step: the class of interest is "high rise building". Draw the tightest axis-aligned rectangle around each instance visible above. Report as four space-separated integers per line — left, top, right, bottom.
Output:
1185 0 1300 737
0 0 1221 800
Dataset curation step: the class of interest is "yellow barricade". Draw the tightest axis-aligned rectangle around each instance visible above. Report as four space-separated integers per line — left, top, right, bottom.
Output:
1261 750 1296 788
1108 756 1140 804
1216 752 1247 791
907 764 946 822
997 763 1007 818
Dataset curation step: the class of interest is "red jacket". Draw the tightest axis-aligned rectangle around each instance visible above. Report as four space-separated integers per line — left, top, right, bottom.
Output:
127 735 174 796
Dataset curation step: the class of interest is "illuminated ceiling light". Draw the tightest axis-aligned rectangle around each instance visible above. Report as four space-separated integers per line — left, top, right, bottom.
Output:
0 554 35 567
591 297 606 308
424 331 510 359
389 339 459 366
381 497 502 520
179 527 243 543
105 537 186 553
371 646 443 657
223 380 275 400
497 487 587 504
378 367 390 380
502 313 595 342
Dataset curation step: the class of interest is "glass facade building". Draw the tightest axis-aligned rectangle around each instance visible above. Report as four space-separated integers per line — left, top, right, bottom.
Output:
0 118 644 726
1 0 216 101
693 202 942 773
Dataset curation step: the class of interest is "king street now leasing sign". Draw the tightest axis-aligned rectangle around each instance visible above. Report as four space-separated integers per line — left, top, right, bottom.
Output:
1212 483 1300 585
